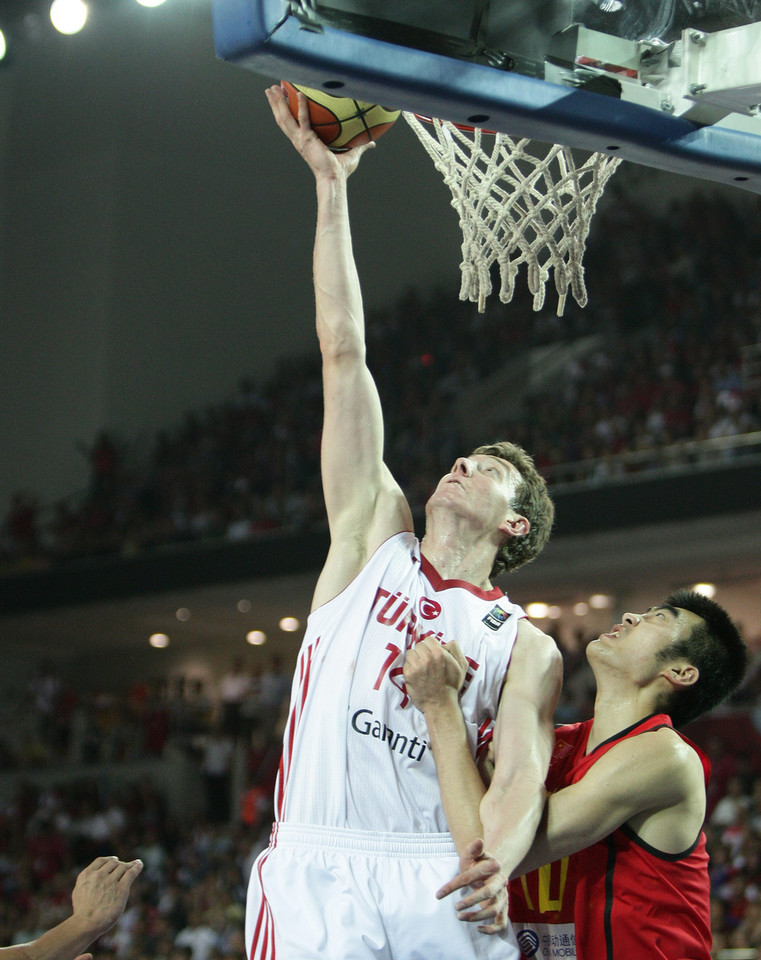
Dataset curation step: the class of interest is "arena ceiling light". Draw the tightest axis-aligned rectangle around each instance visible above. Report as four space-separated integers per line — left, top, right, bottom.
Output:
589 593 613 609
526 602 550 619
0 29 6 61
692 583 717 598
136 0 167 6
50 0 88 35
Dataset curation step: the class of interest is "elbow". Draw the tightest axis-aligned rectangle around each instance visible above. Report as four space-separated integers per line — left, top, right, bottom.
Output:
317 323 365 365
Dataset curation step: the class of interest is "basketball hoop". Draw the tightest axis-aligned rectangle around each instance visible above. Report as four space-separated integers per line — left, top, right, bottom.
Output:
403 113 622 315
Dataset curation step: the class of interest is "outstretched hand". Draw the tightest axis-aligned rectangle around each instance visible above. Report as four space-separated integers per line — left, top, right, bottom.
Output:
437 839 509 935
265 84 375 181
71 857 144 938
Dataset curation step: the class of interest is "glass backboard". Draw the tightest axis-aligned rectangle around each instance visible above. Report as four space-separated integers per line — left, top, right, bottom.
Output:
212 0 761 190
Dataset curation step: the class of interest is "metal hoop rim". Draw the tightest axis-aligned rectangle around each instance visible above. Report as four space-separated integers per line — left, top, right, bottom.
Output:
411 113 497 136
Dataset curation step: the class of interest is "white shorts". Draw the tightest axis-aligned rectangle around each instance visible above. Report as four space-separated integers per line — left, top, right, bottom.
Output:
246 823 520 960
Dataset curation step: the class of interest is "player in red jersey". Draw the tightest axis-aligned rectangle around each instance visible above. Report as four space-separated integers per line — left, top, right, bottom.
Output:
403 588 747 958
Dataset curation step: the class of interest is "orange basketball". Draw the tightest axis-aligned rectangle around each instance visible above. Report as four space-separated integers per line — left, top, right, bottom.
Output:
281 81 400 152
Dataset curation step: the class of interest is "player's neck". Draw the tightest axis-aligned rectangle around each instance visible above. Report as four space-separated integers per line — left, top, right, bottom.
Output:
587 686 659 753
420 522 496 591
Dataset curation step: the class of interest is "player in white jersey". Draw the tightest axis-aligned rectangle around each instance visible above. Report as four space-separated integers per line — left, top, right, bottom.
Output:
248 85 563 960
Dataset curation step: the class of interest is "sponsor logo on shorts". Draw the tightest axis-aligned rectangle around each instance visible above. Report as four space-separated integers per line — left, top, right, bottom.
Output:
351 707 428 762
516 929 540 957
482 604 510 631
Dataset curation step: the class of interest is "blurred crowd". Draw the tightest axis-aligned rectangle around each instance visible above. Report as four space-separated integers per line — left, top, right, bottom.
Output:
0 656 290 778
3 188 761 572
0 774 260 960
2 631 761 957
2 184 761 955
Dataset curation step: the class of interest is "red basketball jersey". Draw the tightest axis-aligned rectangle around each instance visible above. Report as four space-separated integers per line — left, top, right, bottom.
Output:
510 715 712 960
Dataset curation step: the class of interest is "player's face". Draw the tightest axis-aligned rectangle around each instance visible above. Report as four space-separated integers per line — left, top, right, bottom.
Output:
427 455 523 532
589 604 703 680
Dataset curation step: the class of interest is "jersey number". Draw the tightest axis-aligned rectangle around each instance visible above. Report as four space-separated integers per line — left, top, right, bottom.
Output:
520 858 570 913
373 643 409 707
373 642 480 709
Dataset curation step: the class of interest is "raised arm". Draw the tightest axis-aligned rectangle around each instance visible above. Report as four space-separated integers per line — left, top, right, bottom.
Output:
266 86 412 609
0 857 143 960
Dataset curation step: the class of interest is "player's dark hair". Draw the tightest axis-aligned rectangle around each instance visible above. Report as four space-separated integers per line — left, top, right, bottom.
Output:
471 442 554 577
656 589 747 728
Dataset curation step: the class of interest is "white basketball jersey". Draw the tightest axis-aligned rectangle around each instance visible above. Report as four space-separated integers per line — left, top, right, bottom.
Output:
275 532 524 833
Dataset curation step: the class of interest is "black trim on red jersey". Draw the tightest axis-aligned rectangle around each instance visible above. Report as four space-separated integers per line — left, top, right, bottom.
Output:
587 713 668 757
604 835 616 960
619 821 702 860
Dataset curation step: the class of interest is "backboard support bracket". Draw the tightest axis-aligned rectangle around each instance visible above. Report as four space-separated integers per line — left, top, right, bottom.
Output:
212 0 761 192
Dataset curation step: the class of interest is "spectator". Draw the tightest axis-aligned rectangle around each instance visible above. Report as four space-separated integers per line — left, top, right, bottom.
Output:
200 727 235 825
217 661 251 740
1 857 142 960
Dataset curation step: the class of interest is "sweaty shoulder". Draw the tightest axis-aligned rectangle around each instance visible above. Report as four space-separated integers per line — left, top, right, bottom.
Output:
516 617 555 644
643 725 706 783
621 726 707 850
599 725 705 805
514 619 563 671
502 619 563 713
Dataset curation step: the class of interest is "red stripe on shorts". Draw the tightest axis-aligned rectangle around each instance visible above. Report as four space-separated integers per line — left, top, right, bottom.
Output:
250 847 274 960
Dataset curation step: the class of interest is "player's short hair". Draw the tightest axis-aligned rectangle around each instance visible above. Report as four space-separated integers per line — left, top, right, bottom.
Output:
471 442 554 577
656 589 747 728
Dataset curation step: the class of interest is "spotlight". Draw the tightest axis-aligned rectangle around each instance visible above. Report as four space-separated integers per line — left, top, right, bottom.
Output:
692 583 716 598
526 603 550 619
50 0 88 35
589 594 613 609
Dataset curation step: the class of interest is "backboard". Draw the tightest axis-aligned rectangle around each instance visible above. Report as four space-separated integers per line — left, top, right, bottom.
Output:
212 0 761 192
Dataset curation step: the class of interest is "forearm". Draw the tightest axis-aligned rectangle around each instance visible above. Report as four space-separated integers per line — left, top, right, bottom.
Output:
510 806 575 879
481 772 548 881
423 697 488 858
1 914 103 960
482 628 561 880
313 176 365 355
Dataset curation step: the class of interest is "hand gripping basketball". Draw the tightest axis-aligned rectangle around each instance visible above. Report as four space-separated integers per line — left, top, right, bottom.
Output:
265 84 377 179
281 81 399 152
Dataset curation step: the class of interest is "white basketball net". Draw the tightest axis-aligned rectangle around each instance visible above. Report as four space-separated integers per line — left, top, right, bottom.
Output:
403 113 622 315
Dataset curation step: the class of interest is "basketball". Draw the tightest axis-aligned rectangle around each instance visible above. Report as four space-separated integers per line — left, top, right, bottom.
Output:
281 82 400 152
